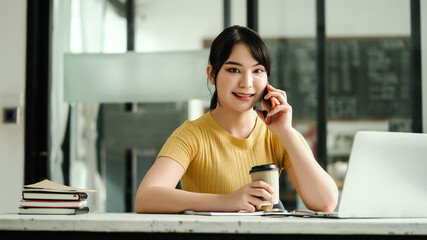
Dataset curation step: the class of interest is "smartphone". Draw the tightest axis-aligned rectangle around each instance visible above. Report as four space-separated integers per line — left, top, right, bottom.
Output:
261 83 278 125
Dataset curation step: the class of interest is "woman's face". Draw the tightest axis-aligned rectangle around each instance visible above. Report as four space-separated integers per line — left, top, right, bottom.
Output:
210 43 268 113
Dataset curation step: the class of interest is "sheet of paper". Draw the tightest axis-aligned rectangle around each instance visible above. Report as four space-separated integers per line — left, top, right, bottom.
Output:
183 210 291 216
183 210 266 216
24 179 97 192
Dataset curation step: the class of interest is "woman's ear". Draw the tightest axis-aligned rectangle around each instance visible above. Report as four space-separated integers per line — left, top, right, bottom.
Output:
206 65 215 85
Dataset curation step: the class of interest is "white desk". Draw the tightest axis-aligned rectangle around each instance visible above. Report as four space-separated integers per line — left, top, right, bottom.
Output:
1 213 427 239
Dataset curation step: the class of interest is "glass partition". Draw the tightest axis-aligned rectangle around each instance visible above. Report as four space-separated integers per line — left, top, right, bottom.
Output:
325 0 412 195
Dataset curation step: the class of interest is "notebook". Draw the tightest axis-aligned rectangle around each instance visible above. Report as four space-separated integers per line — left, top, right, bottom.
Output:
325 131 427 218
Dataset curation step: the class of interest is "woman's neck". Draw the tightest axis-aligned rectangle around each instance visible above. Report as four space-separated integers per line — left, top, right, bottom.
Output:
210 107 257 139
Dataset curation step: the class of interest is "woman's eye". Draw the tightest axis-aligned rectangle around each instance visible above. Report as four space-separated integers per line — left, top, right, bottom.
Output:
254 69 265 74
227 68 240 73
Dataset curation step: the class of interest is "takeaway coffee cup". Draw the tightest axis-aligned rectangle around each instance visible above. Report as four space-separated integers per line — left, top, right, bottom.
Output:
249 164 279 211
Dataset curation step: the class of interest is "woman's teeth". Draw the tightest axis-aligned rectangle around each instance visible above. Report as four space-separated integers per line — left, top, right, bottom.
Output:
233 93 254 97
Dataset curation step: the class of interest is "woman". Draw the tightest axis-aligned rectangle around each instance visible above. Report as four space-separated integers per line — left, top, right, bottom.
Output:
135 25 338 213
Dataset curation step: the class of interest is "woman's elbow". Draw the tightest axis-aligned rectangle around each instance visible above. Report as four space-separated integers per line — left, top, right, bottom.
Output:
321 185 339 212
134 188 152 213
310 196 338 213
321 198 338 212
134 199 146 213
309 184 339 212
134 195 144 213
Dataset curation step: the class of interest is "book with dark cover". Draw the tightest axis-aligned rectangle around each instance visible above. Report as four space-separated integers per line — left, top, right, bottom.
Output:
22 190 88 201
18 207 89 215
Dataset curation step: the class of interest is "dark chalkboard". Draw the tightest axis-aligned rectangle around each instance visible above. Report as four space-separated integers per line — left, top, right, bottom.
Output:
264 37 411 119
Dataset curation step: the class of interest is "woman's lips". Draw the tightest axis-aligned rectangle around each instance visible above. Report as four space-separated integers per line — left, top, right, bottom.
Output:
232 92 255 101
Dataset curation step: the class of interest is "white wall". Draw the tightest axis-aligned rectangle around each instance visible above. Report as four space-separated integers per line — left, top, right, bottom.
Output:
0 0 26 213
326 0 410 37
259 0 411 38
135 0 223 52
259 0 316 38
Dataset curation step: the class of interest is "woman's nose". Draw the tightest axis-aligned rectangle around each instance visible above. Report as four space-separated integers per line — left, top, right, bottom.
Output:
239 72 254 88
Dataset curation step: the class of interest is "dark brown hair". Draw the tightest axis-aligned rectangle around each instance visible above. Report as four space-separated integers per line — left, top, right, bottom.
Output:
208 25 271 110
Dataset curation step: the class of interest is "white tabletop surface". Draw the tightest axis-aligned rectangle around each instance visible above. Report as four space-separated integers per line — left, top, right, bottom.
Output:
1 212 427 235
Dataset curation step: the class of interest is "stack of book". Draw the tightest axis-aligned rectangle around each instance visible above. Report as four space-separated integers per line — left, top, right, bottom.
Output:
18 179 95 215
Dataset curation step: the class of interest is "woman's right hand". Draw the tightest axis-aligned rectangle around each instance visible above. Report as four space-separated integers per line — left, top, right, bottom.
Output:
223 181 275 212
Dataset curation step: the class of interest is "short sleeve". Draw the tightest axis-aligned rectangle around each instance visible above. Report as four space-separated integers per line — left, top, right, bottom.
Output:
157 122 197 171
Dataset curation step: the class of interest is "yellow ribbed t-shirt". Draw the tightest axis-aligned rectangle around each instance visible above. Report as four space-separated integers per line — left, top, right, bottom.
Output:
158 111 312 195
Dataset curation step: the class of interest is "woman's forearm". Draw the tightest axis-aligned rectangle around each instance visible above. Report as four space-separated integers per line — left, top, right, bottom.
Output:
135 183 275 213
135 186 226 213
279 129 338 212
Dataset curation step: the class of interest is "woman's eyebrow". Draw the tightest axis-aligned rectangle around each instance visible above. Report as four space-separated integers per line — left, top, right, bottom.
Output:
224 61 243 66
224 61 262 67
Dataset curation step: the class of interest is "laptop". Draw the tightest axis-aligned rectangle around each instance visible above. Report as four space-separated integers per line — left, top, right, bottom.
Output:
318 131 427 218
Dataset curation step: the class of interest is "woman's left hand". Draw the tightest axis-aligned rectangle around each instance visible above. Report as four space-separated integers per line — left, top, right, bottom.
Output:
256 84 293 133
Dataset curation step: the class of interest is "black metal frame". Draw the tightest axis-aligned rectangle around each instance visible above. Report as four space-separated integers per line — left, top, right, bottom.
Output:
124 0 137 212
316 0 327 168
126 0 135 52
410 0 423 133
223 0 231 29
247 0 258 32
24 0 52 184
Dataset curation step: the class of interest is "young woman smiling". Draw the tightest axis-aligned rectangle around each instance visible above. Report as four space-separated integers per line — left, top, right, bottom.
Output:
135 25 338 213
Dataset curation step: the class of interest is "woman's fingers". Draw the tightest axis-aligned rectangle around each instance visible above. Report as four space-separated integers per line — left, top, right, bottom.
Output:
243 204 257 213
246 196 263 210
267 84 287 99
250 180 274 194
249 181 275 204
267 103 292 118
243 193 273 212
262 84 292 120
264 90 287 105
232 181 275 212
